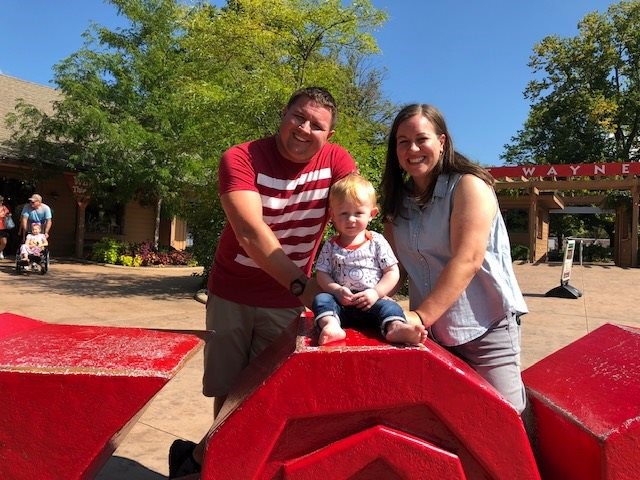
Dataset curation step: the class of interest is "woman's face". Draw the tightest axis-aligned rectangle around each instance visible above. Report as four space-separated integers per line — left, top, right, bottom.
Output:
395 114 445 185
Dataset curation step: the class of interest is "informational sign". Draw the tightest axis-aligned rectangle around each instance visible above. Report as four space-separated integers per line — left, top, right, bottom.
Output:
545 239 582 299
63 172 90 207
561 240 576 286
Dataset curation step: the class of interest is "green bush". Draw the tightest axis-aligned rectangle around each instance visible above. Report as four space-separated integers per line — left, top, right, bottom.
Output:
90 237 123 264
90 238 196 267
547 249 563 262
581 244 612 262
510 244 530 261
118 254 143 267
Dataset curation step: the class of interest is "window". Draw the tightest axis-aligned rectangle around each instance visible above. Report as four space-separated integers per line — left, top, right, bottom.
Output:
85 202 124 235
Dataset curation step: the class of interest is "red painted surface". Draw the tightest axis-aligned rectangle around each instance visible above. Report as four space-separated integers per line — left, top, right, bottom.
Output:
202 313 539 479
523 323 640 480
282 425 466 479
0 312 202 480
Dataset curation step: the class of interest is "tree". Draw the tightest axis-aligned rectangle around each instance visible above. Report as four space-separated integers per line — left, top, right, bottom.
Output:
503 0 640 165
6 0 392 269
8 0 202 248
174 0 392 271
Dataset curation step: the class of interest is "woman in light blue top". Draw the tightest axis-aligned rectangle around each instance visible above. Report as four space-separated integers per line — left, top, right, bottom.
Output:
381 104 528 414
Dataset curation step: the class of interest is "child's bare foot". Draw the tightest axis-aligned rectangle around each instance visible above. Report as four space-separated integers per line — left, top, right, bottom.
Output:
318 316 346 345
385 321 427 345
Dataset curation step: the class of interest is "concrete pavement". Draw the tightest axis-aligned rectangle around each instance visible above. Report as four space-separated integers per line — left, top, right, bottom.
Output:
1 258 639 479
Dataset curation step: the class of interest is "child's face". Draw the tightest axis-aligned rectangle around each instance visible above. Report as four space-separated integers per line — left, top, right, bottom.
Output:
330 197 377 237
31 224 41 234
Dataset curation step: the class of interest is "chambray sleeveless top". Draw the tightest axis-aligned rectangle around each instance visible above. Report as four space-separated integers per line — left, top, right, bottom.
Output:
392 173 528 346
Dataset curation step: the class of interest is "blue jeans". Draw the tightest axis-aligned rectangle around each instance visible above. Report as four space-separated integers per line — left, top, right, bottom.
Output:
312 292 406 335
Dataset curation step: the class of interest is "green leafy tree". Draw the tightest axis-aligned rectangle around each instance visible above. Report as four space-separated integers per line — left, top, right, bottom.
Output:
6 0 392 273
503 1 640 165
175 0 392 273
7 0 202 247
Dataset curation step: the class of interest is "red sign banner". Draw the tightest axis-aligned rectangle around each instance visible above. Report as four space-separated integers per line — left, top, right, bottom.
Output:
487 162 640 179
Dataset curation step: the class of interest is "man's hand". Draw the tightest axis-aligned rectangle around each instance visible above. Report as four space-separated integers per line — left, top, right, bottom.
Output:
298 277 320 311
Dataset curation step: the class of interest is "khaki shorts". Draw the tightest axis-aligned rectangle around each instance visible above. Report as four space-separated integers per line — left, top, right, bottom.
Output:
202 294 303 397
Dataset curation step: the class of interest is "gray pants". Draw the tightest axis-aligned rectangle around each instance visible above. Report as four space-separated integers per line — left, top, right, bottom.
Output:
446 311 526 414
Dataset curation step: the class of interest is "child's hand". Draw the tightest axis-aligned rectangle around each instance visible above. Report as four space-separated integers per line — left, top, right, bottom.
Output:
353 288 379 311
336 286 355 306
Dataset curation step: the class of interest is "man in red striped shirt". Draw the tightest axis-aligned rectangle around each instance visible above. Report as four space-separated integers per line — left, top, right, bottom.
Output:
169 87 356 478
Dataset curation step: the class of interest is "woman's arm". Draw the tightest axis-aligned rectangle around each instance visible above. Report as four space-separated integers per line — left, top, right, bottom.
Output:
413 175 496 327
383 222 408 297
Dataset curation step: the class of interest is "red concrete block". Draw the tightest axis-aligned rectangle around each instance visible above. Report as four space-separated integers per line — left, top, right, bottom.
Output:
523 323 640 480
201 313 539 479
0 312 202 480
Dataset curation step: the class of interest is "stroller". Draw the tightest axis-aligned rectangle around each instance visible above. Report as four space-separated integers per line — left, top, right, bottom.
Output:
15 223 49 275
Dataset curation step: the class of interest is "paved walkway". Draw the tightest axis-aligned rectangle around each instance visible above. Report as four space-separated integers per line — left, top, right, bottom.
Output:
1 258 639 479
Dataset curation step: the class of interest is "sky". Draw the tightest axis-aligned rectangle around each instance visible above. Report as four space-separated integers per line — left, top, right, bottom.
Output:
0 0 620 166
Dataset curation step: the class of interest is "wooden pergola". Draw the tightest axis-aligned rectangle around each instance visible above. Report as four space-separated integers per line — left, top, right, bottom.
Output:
487 162 640 268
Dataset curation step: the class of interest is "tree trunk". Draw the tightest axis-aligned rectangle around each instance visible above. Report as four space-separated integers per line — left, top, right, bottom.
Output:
154 197 162 249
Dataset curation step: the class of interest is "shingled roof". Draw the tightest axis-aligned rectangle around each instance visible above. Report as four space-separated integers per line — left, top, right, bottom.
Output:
0 74 61 157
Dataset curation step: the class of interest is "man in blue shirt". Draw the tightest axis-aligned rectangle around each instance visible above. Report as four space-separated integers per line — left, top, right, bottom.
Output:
20 194 53 238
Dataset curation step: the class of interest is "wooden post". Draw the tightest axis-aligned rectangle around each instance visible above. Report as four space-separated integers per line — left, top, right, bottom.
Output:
528 186 539 263
75 202 87 258
631 180 639 268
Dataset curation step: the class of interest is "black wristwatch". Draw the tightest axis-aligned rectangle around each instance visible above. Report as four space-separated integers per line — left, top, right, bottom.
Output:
289 276 307 296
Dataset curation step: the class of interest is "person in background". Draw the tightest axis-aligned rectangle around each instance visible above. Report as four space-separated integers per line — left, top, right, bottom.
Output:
20 194 52 239
312 173 426 346
381 103 528 414
169 86 357 479
19 222 48 261
0 195 11 259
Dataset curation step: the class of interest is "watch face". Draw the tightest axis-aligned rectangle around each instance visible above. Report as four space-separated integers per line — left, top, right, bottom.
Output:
290 279 305 296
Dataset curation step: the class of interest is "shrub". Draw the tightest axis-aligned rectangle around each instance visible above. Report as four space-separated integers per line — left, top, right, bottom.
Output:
129 241 196 266
547 249 563 262
510 244 530 261
119 254 143 267
90 238 196 267
91 237 123 264
581 244 612 262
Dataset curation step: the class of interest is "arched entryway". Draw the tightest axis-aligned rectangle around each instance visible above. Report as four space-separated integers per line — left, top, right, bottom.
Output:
488 162 640 268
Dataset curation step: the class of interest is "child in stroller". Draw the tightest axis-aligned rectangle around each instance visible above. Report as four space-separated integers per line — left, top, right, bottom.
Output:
16 222 49 274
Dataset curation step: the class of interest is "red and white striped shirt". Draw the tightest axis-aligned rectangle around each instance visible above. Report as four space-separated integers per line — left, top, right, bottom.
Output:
208 136 356 308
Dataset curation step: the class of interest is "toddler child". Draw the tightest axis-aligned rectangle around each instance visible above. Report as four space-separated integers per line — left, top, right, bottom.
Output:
312 174 426 345
20 222 48 260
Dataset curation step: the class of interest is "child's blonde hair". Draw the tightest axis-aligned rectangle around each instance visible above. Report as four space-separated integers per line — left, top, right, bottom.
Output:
329 174 377 207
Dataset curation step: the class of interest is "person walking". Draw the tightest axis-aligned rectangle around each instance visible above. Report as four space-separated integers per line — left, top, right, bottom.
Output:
20 194 53 239
0 195 13 259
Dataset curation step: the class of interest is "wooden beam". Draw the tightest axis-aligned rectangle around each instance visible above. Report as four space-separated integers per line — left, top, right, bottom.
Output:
494 178 639 191
528 186 538 263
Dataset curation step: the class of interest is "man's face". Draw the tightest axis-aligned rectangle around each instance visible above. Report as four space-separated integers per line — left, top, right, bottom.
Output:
276 97 335 164
30 199 41 208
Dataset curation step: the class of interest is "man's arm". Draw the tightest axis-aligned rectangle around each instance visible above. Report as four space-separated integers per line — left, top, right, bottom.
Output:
19 209 28 236
43 218 52 237
221 190 319 308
